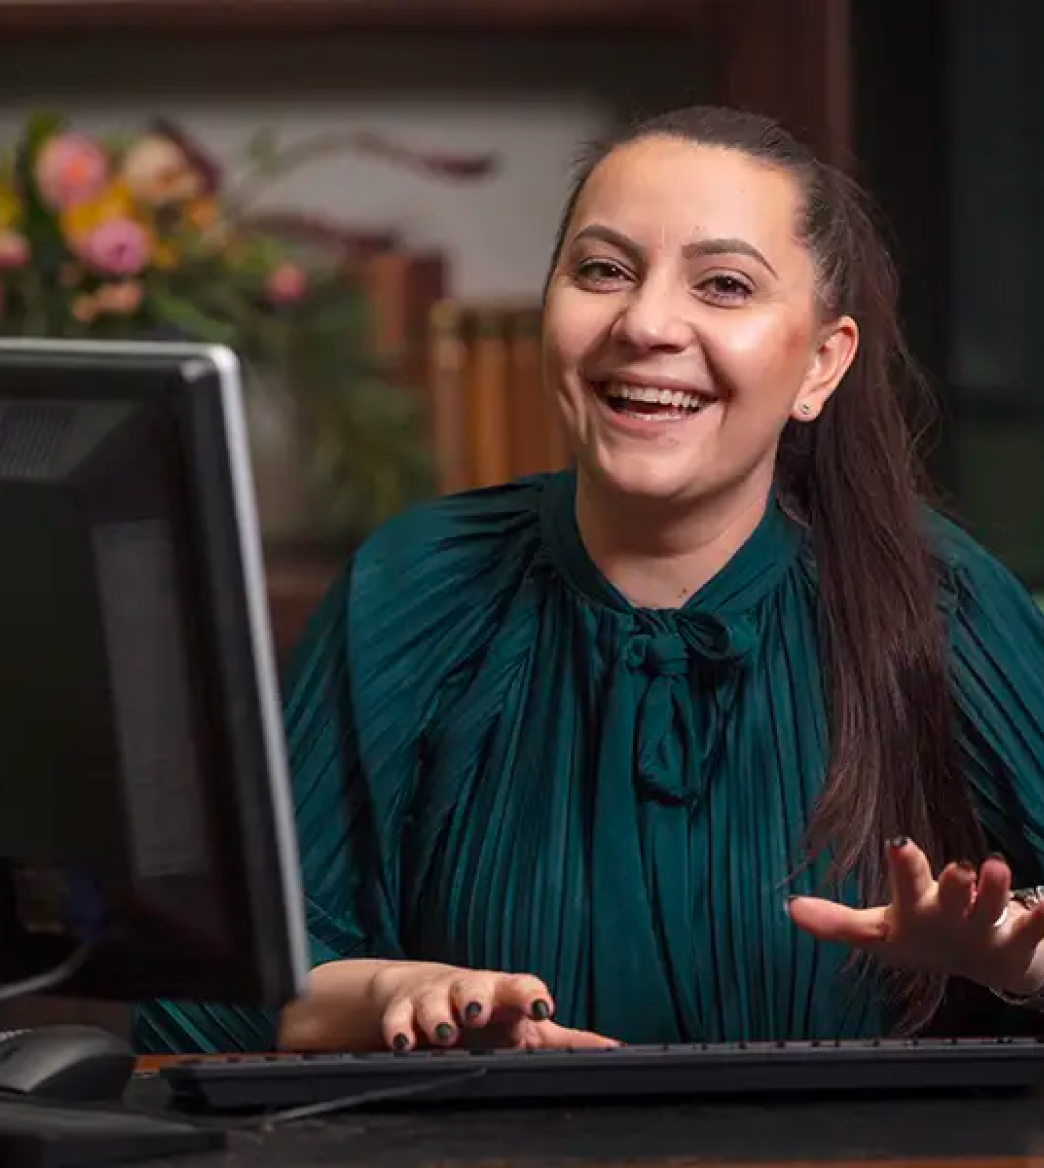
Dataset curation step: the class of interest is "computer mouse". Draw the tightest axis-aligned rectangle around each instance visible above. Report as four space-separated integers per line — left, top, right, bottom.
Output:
0 1024 136 1102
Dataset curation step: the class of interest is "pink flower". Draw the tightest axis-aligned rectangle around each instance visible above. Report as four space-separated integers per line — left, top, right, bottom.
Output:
94 281 144 315
0 230 29 270
71 293 97 324
75 218 149 276
265 263 308 306
35 134 110 210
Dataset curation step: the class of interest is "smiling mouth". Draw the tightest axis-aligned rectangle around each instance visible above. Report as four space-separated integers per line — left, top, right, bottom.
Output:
594 380 715 422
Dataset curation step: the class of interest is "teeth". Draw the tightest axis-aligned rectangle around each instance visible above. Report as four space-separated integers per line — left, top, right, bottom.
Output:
602 382 710 411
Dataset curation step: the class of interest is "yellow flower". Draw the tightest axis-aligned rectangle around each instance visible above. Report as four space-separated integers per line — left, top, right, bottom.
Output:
182 197 218 230
59 179 137 244
152 240 178 270
0 186 21 230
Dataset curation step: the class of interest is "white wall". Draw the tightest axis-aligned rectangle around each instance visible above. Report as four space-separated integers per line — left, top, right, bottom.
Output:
0 31 701 299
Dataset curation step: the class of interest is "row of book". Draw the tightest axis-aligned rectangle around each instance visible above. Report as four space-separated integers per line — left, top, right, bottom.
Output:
356 246 569 495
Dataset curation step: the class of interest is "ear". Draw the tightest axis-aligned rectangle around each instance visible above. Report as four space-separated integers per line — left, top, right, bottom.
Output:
791 315 859 422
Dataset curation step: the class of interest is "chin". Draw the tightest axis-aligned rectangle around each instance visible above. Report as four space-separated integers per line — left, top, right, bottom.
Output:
583 449 709 506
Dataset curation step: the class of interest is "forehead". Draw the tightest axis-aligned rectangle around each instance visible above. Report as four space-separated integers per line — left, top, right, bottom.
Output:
569 137 804 256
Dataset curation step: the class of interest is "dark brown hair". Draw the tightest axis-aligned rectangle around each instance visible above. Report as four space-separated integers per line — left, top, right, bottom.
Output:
546 106 985 1032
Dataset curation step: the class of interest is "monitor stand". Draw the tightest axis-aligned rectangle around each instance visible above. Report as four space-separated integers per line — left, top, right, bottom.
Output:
0 1094 224 1168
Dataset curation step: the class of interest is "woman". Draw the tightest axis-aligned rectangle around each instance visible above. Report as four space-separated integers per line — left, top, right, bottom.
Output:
137 106 1044 1054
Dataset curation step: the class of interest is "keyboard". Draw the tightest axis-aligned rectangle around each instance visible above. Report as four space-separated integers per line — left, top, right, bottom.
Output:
161 1036 1044 1114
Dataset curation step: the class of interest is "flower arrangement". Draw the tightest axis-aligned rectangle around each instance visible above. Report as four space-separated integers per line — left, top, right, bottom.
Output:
0 113 495 542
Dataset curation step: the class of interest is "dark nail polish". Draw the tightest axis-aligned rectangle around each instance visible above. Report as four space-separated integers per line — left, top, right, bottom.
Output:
530 999 551 1021
434 1022 455 1043
887 835 910 850
464 1001 482 1021
392 1033 409 1053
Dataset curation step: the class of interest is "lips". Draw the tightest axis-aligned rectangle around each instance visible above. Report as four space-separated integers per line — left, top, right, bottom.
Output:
589 377 718 431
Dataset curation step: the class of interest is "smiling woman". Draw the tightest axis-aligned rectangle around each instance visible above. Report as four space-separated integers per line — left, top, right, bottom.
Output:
541 133 858 607
137 106 1044 1058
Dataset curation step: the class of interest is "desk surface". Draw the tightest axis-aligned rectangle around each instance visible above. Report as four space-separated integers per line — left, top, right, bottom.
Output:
129 1069 1044 1167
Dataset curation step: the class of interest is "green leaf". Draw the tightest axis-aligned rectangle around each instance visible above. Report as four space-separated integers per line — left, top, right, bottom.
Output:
150 292 239 345
14 111 69 255
22 111 65 155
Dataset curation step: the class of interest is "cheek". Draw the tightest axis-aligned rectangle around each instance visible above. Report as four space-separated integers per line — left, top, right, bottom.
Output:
704 313 814 400
542 291 612 378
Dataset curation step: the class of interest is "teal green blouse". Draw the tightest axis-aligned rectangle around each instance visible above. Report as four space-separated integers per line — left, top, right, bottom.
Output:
135 471 1044 1053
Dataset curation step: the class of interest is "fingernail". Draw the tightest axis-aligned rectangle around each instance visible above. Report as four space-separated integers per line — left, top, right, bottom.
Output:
887 836 910 851
392 1033 409 1053
434 1022 455 1043
530 999 552 1021
957 860 976 873
989 852 1007 863
464 1001 482 1021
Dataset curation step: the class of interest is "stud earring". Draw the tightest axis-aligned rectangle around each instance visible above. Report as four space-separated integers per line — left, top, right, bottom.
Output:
798 403 814 418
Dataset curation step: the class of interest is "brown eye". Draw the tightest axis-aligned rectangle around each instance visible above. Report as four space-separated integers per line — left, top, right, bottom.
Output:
700 274 752 304
575 259 629 288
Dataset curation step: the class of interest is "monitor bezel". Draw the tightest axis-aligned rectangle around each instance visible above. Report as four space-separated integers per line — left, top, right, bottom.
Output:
0 338 309 1007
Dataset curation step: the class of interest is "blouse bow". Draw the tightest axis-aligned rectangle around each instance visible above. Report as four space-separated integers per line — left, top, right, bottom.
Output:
622 610 758 806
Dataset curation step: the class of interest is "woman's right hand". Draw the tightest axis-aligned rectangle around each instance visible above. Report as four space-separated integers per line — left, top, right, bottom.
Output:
368 961 619 1052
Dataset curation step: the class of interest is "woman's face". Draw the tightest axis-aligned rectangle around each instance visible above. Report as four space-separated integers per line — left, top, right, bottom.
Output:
542 136 857 509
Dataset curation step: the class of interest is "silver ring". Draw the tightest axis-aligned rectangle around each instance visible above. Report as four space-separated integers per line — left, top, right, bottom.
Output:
1013 885 1044 911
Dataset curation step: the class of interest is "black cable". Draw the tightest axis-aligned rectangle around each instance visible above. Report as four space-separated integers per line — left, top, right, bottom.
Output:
0 943 92 1005
126 1067 490 1135
249 1066 489 1129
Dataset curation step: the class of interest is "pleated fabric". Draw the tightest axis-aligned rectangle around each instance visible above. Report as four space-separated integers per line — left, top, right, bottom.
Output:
135 472 1044 1052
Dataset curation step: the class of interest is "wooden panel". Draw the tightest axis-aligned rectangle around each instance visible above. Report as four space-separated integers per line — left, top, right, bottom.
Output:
0 0 701 35
703 0 852 164
265 556 341 666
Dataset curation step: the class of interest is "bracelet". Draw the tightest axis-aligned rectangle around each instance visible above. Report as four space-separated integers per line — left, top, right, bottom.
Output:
989 886 1044 1008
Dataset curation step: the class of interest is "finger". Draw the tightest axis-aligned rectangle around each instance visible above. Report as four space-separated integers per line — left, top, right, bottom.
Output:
491 973 555 1022
937 861 977 920
968 854 1012 930
887 837 934 911
448 973 499 1029
523 1022 620 1050
380 996 418 1053
787 896 890 950
413 987 460 1047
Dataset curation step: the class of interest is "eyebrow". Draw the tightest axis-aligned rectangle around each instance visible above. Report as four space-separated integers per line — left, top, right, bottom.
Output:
571 223 779 279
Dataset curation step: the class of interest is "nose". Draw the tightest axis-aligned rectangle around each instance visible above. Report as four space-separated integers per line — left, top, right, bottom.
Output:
612 273 694 351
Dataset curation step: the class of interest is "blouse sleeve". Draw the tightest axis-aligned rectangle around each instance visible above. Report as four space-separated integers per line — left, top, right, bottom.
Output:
946 533 1044 882
133 563 399 1054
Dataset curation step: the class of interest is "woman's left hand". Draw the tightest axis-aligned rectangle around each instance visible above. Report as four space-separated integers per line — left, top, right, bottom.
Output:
786 838 1044 996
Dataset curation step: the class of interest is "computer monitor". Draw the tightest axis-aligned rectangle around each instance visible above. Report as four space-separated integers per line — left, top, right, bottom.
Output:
0 338 308 1011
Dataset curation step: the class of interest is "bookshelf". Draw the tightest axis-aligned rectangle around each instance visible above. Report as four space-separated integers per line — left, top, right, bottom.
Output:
0 0 700 35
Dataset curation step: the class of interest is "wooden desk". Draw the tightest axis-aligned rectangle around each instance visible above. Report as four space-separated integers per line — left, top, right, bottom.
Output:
131 1060 1044 1167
